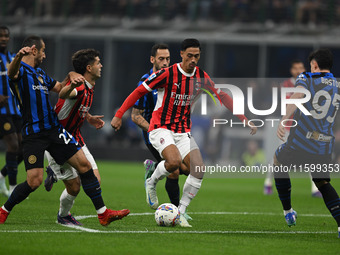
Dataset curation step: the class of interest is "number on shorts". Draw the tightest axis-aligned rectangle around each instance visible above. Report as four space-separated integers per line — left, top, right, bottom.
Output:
59 128 72 144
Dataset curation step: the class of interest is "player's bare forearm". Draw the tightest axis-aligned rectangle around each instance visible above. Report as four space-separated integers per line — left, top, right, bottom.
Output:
7 46 33 80
59 83 77 99
131 108 149 132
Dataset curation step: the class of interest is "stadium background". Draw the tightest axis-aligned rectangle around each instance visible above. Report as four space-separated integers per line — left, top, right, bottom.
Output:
1 0 340 164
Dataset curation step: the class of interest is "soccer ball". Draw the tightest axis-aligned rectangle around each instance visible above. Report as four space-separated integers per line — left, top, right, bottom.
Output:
154 203 180 227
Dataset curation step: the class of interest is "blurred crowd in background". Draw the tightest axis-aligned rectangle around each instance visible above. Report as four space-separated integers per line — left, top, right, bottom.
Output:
2 0 340 27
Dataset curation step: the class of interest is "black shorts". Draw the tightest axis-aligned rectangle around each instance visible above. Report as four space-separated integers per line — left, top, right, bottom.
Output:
22 125 80 170
0 114 22 138
275 143 331 182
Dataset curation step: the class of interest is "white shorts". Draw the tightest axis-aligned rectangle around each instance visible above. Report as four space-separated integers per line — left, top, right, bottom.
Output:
149 128 199 160
45 144 98 181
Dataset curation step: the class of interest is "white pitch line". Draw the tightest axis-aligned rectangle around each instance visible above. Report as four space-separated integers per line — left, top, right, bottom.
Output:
0 229 335 234
75 211 331 220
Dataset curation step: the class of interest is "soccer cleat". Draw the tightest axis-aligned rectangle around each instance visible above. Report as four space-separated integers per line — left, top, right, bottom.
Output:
57 213 82 226
0 178 9 197
263 185 273 195
98 209 130 226
44 166 57 192
285 210 297 227
144 159 156 181
312 191 322 198
0 207 9 224
145 178 159 210
183 212 193 221
178 213 192 227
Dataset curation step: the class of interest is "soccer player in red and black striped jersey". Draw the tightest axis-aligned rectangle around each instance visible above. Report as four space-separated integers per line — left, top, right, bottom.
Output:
0 37 129 226
112 38 256 227
44 49 107 225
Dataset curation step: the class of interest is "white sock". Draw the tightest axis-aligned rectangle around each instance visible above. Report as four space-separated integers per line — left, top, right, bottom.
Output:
9 185 16 194
0 173 5 179
284 208 294 216
310 178 319 193
149 161 170 186
338 227 340 232
97 206 107 215
264 161 274 186
178 175 202 214
59 189 77 217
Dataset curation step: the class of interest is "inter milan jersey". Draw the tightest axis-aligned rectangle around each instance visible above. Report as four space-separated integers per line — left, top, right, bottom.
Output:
286 72 339 155
0 51 21 116
9 62 59 136
54 80 94 147
142 63 216 133
133 68 157 144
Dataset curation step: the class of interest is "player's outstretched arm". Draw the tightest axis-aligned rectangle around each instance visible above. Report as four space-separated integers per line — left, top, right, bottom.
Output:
8 45 35 80
86 113 105 129
111 84 150 131
52 71 84 94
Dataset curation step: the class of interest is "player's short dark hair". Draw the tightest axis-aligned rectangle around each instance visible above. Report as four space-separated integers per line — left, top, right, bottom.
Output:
181 38 201 51
22 35 44 51
290 59 304 68
308 49 333 71
72 49 100 75
151 43 169 57
0 26 9 34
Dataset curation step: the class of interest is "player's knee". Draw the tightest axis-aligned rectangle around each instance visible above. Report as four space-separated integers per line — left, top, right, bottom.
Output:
166 158 182 172
168 170 180 179
76 158 92 173
27 176 43 189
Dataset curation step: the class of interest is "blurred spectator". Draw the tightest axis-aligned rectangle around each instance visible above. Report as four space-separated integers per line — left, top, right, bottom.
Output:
241 140 266 167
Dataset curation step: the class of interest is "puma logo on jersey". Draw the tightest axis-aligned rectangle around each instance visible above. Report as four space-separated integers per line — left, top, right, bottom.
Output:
174 83 180 88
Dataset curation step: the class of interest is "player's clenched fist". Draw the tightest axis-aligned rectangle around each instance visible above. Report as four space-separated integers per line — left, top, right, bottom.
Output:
111 116 122 131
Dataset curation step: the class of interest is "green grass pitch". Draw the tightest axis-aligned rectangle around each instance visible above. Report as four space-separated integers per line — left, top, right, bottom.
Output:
0 155 339 254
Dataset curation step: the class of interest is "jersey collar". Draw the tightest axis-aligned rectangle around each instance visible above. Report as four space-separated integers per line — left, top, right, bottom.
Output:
85 80 94 90
21 61 36 72
177 63 196 77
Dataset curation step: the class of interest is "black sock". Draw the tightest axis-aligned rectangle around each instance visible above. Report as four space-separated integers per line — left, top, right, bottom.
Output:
318 183 340 227
79 169 105 211
0 165 7 177
274 178 292 210
6 152 18 186
17 152 23 165
4 181 34 212
165 177 180 207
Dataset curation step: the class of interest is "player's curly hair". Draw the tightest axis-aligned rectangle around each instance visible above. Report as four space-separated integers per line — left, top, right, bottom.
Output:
72 49 100 75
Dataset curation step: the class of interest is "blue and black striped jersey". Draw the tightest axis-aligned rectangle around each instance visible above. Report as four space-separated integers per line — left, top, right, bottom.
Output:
0 51 21 116
9 62 59 136
286 72 339 155
133 68 157 144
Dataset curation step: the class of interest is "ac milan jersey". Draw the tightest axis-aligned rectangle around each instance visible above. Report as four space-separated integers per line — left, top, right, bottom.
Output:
54 80 94 146
142 63 216 133
0 51 21 116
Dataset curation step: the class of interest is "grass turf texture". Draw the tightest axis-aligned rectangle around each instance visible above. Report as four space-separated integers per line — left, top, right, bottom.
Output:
0 154 340 254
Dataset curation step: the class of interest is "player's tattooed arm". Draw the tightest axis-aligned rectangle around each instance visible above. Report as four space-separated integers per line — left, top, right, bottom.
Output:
131 108 149 132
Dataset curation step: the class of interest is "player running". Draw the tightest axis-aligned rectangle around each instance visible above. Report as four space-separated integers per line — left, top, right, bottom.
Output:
112 38 256 227
274 49 340 237
130 43 192 220
44 49 107 225
0 36 129 226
